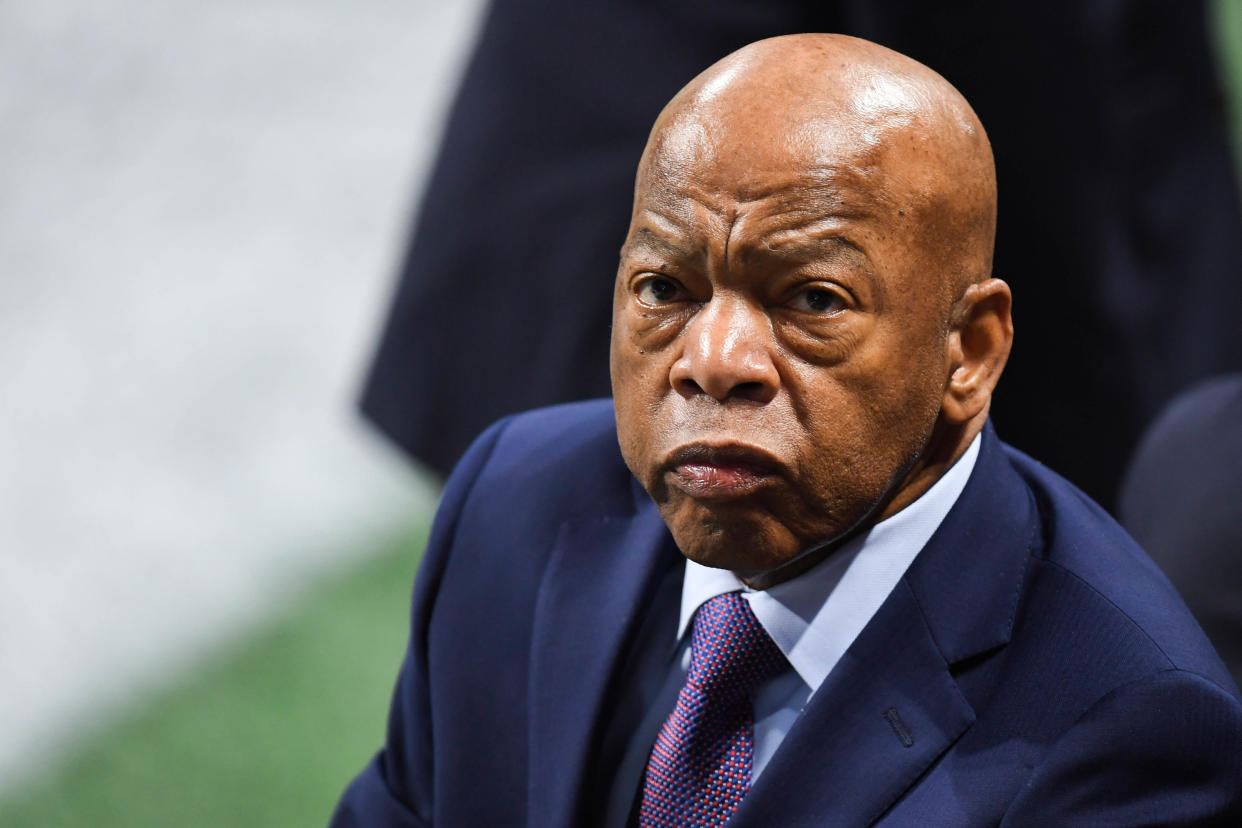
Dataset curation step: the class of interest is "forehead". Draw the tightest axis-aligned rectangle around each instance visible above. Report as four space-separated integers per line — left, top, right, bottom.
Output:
631 88 947 248
624 174 887 276
645 107 889 193
642 60 933 185
628 116 910 269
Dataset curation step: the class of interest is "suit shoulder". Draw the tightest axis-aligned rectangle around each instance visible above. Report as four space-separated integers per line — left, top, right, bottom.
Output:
1003 443 1237 693
1000 667 1242 823
490 398 618 455
457 398 638 520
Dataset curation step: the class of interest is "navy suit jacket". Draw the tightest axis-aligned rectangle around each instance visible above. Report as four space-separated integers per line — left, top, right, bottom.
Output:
333 400 1242 826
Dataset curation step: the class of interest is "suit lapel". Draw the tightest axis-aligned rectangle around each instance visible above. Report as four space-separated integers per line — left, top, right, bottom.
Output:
526 489 679 828
730 580 975 828
731 424 1037 827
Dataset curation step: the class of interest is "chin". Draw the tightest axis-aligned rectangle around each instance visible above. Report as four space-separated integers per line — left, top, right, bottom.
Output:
665 509 798 576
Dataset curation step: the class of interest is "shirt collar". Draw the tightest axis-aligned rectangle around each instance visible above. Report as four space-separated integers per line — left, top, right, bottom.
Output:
677 432 981 693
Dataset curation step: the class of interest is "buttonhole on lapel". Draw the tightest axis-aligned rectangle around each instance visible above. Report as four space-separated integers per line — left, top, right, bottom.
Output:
882 708 914 748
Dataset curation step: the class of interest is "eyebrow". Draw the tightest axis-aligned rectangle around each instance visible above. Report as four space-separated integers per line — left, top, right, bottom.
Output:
750 224 865 264
620 226 697 261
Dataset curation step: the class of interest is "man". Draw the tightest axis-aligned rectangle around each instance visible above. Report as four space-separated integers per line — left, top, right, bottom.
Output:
334 35 1242 826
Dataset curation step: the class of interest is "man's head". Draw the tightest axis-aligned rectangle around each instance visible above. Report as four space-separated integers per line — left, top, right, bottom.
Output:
610 34 1012 587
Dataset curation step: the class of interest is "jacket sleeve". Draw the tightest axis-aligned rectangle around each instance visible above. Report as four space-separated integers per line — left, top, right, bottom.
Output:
329 416 513 827
1000 669 1242 826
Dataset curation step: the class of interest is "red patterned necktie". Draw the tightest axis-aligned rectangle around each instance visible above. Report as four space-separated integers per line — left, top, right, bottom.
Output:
638 591 788 827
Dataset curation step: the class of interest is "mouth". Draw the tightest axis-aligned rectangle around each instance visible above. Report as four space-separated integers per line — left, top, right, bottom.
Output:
663 443 782 500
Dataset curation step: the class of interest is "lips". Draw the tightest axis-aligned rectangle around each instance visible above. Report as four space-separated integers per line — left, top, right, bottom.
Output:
664 443 781 500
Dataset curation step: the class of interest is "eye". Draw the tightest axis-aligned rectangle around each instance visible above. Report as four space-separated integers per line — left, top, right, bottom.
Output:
787 285 846 315
635 274 686 305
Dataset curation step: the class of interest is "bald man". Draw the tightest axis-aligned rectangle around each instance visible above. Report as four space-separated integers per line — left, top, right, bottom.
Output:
333 36 1242 827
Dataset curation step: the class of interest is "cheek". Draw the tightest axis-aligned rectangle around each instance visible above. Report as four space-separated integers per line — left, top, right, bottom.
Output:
842 355 946 487
611 317 678 474
850 353 944 438
610 308 650 391
612 344 667 404
790 335 944 474
611 306 684 398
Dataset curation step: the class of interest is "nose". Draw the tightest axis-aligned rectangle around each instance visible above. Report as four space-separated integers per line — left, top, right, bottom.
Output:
669 293 780 403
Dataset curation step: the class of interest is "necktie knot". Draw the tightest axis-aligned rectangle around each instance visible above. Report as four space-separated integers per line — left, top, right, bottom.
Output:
685 592 786 700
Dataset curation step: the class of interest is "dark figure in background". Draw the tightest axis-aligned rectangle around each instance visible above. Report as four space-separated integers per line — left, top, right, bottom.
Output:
1120 374 1242 687
360 0 1242 508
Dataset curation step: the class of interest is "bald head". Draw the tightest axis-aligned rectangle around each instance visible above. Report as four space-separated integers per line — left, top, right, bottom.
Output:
612 34 1012 585
640 34 996 296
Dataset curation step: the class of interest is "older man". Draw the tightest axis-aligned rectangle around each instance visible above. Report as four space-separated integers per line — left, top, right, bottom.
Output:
334 35 1242 826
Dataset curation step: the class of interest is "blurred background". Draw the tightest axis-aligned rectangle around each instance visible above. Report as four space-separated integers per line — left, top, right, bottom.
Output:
0 0 484 824
2 1 1241 826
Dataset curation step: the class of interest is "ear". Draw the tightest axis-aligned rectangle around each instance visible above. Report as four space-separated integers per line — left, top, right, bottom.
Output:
943 278 1013 424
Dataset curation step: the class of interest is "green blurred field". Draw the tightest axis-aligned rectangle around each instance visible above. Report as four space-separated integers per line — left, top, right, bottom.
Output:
3 5 1242 827
0 524 426 828
1219 0 1242 163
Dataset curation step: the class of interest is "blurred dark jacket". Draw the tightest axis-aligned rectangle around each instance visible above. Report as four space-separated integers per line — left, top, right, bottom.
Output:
361 0 1242 508
1120 375 1242 687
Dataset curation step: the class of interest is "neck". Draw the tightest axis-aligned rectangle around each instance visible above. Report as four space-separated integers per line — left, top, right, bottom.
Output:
874 412 984 524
